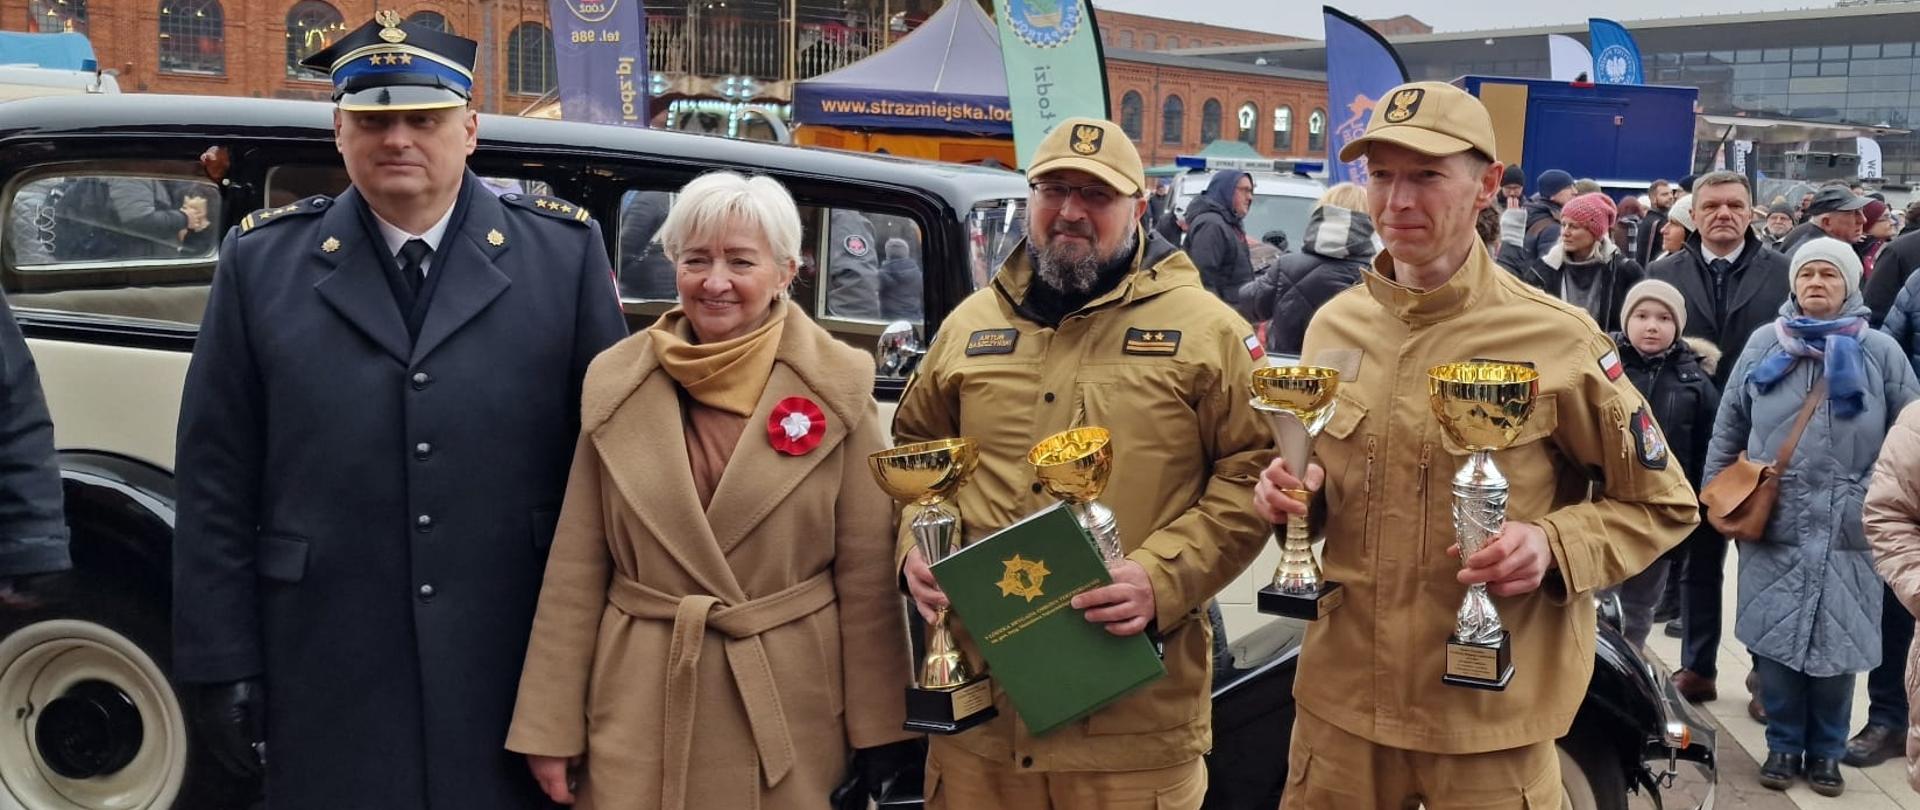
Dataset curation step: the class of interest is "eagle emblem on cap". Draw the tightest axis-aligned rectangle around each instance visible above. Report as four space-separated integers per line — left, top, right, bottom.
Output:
1383 88 1424 124
376 9 407 43
1071 123 1103 155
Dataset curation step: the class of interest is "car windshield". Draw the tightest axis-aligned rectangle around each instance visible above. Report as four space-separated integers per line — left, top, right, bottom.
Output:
967 198 1026 291
1242 195 1317 247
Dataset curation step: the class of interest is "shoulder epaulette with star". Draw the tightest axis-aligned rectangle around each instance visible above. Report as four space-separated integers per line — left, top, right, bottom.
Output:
239 195 331 234
501 192 591 226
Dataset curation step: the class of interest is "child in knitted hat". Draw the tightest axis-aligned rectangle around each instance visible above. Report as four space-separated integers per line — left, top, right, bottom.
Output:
1608 279 1722 651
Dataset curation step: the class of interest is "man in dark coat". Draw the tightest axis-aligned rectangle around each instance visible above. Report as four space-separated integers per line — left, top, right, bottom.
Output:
1633 178 1675 266
878 236 923 322
1238 201 1375 357
1182 170 1255 309
170 16 627 810
1521 168 1575 260
1647 170 1790 705
1778 185 1867 259
0 290 69 596
1867 225 1920 326
616 190 676 300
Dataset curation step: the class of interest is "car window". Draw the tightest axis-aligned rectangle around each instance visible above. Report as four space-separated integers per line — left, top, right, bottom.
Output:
615 188 930 328
4 165 222 326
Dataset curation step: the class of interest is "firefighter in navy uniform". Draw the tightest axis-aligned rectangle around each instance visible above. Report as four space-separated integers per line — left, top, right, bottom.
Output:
170 12 626 810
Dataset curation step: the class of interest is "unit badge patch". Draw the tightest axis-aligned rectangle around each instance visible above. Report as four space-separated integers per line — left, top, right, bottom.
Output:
843 234 871 257
964 328 1019 356
1632 405 1669 470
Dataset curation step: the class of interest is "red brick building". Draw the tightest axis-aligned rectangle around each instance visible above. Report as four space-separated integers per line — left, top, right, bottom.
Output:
1094 8 1294 52
9 0 563 113
1105 49 1326 166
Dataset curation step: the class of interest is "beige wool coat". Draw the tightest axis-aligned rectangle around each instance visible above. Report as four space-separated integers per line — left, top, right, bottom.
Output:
505 310 914 810
1865 400 1920 793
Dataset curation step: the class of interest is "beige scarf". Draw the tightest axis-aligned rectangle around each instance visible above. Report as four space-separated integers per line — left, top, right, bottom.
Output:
647 300 787 417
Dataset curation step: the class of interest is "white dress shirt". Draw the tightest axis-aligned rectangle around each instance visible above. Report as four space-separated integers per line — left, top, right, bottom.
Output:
370 201 456 276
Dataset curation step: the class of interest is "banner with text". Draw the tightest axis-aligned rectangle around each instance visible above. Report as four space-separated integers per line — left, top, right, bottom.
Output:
993 0 1110 168
548 0 649 127
1324 6 1408 185
1587 18 1644 85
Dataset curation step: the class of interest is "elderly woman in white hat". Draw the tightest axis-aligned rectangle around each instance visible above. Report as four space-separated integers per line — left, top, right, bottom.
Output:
1705 236 1920 796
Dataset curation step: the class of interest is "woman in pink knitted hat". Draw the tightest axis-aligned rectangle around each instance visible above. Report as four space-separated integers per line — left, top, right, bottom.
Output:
1514 191 1646 331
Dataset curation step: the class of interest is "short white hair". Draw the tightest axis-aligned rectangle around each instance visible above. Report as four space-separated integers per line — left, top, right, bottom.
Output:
658 171 803 267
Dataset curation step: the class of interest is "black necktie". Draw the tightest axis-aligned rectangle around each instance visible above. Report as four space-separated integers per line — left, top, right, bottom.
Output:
397 239 431 296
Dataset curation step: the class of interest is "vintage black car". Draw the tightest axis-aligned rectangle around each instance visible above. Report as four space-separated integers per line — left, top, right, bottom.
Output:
0 94 1712 810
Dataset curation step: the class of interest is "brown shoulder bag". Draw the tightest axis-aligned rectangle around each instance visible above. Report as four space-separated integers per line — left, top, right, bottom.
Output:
1699 379 1826 542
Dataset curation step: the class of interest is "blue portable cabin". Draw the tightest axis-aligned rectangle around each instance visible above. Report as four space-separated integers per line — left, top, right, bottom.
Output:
1454 76 1698 198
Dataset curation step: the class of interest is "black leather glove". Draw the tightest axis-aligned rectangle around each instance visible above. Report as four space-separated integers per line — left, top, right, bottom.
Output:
832 739 924 808
187 679 265 779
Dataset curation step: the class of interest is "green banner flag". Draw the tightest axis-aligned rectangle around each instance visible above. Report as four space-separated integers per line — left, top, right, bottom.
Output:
993 0 1111 169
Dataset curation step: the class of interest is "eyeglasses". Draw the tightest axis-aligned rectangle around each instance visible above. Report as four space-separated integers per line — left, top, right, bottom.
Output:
1029 181 1125 210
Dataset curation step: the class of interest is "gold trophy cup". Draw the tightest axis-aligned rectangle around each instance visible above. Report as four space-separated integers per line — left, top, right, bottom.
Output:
1251 365 1345 620
1428 362 1540 691
869 438 998 734
1028 427 1123 563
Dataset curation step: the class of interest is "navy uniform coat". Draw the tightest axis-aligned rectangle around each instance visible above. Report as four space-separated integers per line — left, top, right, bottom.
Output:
172 173 627 810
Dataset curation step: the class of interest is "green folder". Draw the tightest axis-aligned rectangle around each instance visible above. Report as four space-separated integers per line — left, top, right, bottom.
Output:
930 502 1166 736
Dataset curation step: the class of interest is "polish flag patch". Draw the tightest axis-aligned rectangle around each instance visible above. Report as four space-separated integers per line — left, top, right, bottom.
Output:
1598 350 1624 381
1244 334 1266 361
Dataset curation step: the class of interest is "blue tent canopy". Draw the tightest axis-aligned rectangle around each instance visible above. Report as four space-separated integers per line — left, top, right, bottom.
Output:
793 0 1012 137
0 32 98 71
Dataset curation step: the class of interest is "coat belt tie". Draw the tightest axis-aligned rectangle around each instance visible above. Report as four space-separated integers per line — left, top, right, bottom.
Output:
607 571 835 810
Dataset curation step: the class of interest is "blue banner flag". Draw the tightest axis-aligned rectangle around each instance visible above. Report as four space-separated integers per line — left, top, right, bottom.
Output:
1587 18 1644 85
548 0 649 127
1323 6 1408 185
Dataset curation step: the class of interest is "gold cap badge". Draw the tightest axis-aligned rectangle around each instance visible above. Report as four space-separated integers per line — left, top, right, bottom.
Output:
1070 123 1103 155
376 9 406 43
1383 88 1423 124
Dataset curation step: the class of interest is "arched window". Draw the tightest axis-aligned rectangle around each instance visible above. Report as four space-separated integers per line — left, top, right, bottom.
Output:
1200 98 1222 144
160 0 224 74
1237 102 1258 147
30 0 86 34
1120 91 1143 140
1117 30 1133 49
1307 108 1327 153
1166 35 1180 49
1272 106 1292 151
507 22 557 96
405 10 451 34
285 0 345 79
1142 33 1158 50
1161 95 1184 144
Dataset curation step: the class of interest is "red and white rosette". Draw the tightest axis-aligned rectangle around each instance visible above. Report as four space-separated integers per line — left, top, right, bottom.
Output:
767 396 827 456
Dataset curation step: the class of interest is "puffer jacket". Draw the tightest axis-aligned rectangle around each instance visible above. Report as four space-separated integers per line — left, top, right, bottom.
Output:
1516 238 1644 332
1880 268 1920 376
1618 335 1722 490
1863 400 1920 793
1521 196 1562 260
1705 301 1920 675
1183 172 1254 309
1238 204 1375 357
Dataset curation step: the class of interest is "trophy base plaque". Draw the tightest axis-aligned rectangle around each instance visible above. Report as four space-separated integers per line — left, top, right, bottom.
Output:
903 678 998 735
1256 581 1345 620
1442 631 1514 691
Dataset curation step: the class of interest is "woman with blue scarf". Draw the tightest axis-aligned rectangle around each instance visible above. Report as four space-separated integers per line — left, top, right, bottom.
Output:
1705 236 1920 796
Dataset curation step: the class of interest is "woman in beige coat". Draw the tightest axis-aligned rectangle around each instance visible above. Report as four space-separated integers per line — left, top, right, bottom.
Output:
506 171 916 809
1866 399 1920 792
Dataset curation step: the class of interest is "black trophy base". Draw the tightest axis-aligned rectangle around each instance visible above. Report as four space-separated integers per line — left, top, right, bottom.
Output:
903 678 998 735
1257 581 1345 620
1442 630 1514 691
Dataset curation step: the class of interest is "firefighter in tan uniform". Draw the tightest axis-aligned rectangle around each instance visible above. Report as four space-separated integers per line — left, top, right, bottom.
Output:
1253 82 1700 807
893 118 1272 810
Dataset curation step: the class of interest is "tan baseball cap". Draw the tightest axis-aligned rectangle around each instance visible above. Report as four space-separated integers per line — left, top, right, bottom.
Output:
1028 117 1144 196
1339 81 1498 164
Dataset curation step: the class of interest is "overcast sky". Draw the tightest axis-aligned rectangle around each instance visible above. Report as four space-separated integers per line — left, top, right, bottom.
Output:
1092 0 1833 38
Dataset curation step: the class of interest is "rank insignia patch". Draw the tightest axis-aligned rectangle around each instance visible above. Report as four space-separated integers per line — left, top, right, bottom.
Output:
964 328 1019 356
1598 350 1624 381
1632 405 1669 470
1124 328 1181 356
